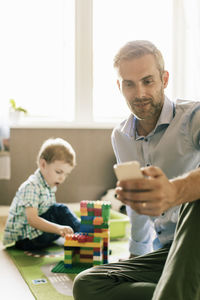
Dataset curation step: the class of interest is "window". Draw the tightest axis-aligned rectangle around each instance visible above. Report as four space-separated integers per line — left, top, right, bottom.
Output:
0 0 75 122
93 0 173 122
3 0 198 127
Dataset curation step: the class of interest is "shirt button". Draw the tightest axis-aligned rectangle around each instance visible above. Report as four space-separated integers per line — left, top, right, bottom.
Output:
161 213 165 216
144 138 148 142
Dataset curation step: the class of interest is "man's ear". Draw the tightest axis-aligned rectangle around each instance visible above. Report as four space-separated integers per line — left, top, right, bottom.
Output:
117 79 121 91
162 71 169 88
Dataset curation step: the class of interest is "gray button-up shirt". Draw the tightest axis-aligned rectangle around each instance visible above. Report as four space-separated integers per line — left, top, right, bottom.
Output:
112 96 200 255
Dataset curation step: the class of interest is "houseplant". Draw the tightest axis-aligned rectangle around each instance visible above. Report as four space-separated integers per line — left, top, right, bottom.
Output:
9 99 28 124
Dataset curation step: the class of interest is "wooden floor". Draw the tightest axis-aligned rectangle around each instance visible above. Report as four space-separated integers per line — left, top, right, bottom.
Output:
0 207 35 300
0 202 124 299
0 203 80 299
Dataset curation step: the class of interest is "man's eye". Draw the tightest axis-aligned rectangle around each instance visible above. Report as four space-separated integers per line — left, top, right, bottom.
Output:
143 79 153 85
124 81 133 87
56 171 62 174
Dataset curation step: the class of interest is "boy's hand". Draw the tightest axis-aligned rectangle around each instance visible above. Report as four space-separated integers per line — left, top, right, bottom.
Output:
58 225 74 237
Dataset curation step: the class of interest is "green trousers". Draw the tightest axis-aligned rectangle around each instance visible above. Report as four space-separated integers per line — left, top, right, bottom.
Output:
73 200 200 300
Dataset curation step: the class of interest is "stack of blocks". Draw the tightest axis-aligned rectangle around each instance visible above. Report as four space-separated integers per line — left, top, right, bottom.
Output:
64 200 111 268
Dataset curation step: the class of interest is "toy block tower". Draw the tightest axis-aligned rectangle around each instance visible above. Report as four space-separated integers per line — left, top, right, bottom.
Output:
64 200 111 268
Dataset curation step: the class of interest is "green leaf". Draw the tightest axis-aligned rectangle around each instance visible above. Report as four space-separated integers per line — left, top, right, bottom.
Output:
16 107 28 114
9 99 28 114
9 99 16 109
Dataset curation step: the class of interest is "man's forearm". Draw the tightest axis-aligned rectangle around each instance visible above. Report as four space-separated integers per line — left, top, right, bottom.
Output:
171 167 200 205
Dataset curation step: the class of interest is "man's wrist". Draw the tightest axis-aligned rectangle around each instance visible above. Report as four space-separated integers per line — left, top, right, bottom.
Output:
170 169 200 205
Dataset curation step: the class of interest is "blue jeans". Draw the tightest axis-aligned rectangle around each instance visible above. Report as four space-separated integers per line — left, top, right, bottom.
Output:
15 203 80 250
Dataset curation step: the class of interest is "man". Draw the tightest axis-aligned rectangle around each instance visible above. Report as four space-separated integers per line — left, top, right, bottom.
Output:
73 40 200 300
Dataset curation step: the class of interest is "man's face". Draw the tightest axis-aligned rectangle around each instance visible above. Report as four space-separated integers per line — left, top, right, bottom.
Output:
117 54 169 122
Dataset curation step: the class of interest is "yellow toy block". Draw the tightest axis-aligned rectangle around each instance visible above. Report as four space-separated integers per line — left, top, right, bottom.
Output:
80 258 93 263
94 201 102 208
80 208 88 213
64 250 73 255
93 232 109 238
64 259 72 264
80 249 94 255
64 240 103 248
81 212 88 216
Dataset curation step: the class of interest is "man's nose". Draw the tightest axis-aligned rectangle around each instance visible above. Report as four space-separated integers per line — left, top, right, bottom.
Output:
135 84 146 98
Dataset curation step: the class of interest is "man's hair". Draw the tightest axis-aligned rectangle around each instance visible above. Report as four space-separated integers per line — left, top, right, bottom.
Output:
37 138 76 167
113 40 165 77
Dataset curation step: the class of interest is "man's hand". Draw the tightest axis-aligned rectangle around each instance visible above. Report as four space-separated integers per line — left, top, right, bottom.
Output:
115 165 177 216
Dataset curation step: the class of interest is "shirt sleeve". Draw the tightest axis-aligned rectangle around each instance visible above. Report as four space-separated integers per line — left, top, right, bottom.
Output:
19 183 41 208
126 205 155 255
189 105 200 149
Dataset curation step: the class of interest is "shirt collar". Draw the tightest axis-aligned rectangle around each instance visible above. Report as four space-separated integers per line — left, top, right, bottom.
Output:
120 96 174 138
35 168 52 190
156 96 174 127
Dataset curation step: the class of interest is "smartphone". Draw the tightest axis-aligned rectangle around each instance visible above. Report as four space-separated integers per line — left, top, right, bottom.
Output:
113 161 143 181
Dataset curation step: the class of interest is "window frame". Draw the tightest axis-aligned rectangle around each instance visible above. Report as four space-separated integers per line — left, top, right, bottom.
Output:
12 0 181 129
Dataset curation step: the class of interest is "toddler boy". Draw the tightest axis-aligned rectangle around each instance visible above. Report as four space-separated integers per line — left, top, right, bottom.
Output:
3 138 80 250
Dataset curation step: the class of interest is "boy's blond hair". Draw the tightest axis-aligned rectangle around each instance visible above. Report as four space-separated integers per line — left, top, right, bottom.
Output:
37 138 76 167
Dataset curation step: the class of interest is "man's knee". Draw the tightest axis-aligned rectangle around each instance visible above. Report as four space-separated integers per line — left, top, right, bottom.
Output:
73 269 93 300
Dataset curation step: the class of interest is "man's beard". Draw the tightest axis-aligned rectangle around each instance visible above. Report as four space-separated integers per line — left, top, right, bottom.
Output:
128 89 164 120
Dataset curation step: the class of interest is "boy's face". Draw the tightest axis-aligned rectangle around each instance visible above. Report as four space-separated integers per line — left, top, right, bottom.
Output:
39 159 74 188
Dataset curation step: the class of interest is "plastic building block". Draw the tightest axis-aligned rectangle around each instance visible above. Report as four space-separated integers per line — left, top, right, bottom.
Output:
64 200 111 268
